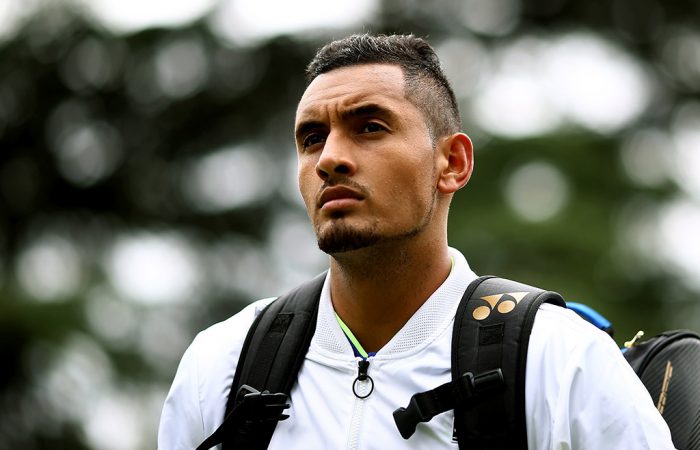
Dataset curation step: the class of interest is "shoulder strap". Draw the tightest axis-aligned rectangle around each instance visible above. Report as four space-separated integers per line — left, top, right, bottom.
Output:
228 271 325 400
452 275 566 449
198 272 325 450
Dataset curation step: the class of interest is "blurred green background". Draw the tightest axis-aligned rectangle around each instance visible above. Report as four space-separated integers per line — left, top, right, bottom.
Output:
1 0 699 448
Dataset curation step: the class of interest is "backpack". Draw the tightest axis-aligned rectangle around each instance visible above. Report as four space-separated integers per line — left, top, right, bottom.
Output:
197 274 700 449
623 330 700 450
197 274 565 449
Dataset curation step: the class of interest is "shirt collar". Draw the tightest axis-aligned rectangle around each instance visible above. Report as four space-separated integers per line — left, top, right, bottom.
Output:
312 247 478 358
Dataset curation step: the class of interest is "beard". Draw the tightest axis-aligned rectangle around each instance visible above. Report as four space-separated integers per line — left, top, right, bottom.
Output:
314 194 437 255
316 219 381 254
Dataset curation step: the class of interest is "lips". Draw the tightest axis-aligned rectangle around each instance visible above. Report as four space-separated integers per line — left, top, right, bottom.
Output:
318 186 364 209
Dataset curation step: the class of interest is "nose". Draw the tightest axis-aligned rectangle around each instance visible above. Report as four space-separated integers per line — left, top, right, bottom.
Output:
315 134 356 181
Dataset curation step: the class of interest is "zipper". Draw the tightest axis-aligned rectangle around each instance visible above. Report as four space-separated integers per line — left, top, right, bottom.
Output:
346 358 374 450
352 359 374 399
633 330 698 373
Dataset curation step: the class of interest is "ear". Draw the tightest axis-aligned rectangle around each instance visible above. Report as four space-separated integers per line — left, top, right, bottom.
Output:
436 132 473 194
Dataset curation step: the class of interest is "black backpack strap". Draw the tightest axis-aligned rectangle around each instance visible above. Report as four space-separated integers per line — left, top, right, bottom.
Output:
198 272 325 450
452 275 566 449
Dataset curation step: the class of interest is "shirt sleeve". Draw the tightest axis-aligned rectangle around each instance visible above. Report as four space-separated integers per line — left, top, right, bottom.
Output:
158 333 207 450
526 304 677 450
157 298 276 450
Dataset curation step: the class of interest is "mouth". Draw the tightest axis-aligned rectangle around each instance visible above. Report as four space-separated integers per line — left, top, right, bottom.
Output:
318 186 365 211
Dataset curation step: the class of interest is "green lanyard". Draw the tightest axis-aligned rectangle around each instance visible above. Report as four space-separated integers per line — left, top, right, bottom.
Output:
335 313 371 358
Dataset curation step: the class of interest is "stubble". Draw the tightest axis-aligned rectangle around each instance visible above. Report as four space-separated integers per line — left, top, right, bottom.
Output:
315 191 437 255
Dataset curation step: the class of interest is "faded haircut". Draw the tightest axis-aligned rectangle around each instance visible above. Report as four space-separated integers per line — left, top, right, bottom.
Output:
305 34 461 142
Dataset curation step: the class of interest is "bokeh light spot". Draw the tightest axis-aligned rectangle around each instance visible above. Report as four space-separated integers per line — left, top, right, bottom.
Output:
504 161 570 222
620 128 673 187
16 234 84 302
458 0 521 36
105 233 201 304
155 37 208 99
543 33 651 133
210 0 378 45
183 145 276 212
78 0 217 34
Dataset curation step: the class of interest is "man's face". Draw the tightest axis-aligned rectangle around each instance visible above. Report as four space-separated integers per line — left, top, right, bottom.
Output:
294 63 441 255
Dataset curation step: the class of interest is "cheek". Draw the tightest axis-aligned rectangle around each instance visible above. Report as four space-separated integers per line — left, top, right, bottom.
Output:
392 155 435 192
297 161 318 206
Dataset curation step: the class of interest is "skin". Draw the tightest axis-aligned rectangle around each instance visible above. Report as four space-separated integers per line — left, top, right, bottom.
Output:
295 63 474 352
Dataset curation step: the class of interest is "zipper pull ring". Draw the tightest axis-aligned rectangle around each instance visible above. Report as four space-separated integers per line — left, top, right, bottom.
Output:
352 359 374 399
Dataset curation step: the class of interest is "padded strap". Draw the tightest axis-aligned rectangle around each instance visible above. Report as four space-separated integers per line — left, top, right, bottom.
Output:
228 272 325 400
212 272 325 450
452 276 566 449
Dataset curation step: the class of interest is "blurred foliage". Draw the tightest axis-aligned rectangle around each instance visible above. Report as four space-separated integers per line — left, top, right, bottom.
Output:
0 0 699 448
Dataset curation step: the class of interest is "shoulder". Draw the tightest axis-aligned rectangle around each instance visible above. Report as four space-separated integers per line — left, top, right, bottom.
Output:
191 297 276 363
527 302 645 385
529 302 617 357
525 302 615 416
181 297 277 406
158 297 275 449
526 302 631 399
526 303 675 449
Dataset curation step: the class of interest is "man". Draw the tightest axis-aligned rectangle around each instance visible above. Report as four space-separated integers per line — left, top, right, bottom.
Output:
159 34 675 449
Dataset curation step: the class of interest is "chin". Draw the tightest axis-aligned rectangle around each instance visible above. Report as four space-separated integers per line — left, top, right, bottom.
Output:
315 221 380 255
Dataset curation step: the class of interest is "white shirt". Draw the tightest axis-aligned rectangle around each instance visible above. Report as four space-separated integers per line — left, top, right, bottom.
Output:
158 248 675 449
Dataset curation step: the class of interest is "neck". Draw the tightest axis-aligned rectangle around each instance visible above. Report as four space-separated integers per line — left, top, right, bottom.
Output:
329 236 451 354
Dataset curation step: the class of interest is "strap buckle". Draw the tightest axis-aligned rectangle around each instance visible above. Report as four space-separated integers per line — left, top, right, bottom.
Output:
392 369 504 439
231 385 291 432
196 385 290 450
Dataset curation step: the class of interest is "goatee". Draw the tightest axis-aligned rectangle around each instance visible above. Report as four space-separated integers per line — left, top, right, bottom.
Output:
316 222 380 254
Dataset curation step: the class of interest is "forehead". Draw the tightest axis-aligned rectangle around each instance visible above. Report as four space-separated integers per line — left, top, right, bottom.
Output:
295 64 410 122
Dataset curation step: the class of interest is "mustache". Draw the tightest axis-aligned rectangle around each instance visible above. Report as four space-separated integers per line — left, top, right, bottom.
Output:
315 177 369 204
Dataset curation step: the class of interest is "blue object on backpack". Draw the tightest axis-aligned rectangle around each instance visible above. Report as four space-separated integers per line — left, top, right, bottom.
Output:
567 302 614 337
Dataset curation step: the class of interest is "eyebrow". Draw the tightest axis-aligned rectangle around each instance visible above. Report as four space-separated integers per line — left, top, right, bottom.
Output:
294 120 326 143
295 103 396 142
341 103 394 121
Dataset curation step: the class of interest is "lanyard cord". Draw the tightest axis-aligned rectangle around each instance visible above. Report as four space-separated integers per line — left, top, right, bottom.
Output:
335 313 374 359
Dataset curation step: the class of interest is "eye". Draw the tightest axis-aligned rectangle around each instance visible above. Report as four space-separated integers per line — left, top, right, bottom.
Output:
302 133 326 149
360 122 387 133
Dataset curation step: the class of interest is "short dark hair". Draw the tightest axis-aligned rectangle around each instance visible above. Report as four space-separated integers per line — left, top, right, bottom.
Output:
305 34 461 141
